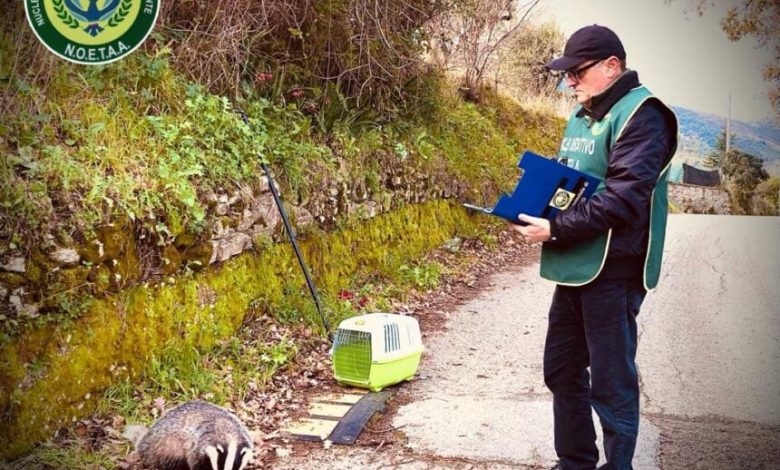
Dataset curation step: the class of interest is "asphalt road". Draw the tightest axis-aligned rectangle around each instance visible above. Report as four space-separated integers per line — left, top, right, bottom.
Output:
640 214 780 425
276 214 780 469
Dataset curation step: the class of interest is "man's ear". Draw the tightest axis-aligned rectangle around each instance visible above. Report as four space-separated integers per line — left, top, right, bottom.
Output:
604 56 622 79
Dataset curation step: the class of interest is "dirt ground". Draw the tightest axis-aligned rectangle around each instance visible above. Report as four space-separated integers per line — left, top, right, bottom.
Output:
650 413 780 470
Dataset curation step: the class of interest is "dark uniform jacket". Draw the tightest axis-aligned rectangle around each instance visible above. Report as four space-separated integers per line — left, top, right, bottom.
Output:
548 71 677 280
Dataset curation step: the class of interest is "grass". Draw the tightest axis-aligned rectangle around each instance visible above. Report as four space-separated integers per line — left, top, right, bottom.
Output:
96 326 300 425
398 261 445 290
7 445 117 470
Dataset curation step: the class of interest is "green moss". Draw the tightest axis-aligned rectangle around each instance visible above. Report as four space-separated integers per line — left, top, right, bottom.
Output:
87 265 112 293
108 235 140 291
97 224 128 261
79 239 106 265
180 241 214 269
0 272 27 289
24 250 51 289
160 245 183 276
173 232 198 249
478 89 565 156
41 267 91 310
0 199 486 460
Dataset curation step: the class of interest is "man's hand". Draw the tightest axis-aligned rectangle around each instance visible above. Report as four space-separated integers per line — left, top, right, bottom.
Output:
509 214 551 243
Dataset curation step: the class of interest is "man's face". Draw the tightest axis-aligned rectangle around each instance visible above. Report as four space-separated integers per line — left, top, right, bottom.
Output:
564 57 620 106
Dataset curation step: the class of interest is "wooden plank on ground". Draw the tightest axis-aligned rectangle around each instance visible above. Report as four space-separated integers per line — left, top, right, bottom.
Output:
308 402 352 418
283 418 340 441
329 390 393 445
317 392 366 404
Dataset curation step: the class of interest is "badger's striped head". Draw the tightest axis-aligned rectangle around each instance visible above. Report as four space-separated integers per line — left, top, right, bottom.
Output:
203 440 252 470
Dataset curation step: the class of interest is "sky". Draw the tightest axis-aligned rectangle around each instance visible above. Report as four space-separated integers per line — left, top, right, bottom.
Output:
536 0 776 123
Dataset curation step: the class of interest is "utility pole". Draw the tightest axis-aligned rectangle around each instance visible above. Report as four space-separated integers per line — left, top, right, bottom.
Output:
726 91 731 153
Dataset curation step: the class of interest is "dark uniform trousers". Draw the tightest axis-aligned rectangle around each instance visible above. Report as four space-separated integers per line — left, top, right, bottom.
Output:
543 276 646 470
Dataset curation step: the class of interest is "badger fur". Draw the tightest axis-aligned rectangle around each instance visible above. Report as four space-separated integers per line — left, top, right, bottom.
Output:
125 400 253 470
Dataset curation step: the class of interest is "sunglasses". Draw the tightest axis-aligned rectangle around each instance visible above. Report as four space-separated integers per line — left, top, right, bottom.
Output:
565 60 602 82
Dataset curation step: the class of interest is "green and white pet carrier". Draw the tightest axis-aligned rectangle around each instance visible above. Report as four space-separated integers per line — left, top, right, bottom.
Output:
331 313 424 392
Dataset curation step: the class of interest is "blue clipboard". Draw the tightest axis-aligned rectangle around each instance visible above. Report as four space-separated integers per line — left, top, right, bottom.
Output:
463 151 602 224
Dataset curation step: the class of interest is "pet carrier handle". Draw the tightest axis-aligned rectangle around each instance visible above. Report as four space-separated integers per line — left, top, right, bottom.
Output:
235 108 332 338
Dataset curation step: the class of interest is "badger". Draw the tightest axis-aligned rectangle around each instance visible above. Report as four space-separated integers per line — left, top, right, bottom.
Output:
124 400 253 470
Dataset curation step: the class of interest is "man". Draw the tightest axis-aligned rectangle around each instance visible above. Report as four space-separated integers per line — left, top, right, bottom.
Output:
513 25 678 470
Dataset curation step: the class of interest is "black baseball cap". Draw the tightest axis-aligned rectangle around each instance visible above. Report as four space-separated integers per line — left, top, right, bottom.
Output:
546 24 626 71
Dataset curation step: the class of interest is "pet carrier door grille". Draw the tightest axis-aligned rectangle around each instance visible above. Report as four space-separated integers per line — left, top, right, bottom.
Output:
332 329 372 382
383 323 400 353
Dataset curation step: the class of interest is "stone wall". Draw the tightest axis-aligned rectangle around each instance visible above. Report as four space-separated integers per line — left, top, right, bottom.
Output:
668 183 731 214
0 198 483 460
0 156 462 326
0 151 488 459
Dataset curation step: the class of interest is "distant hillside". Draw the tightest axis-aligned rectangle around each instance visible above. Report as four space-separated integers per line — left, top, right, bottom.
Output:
672 106 780 176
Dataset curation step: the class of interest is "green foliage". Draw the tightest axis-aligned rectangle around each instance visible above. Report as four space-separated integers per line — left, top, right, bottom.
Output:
0 46 564 338
754 177 780 215
703 128 731 169
398 262 443 289
1 52 331 252
143 346 220 403
212 333 298 400
8 444 115 470
309 82 380 134
721 150 769 214
98 332 298 423
704 127 770 214
478 87 565 155
97 347 223 426
722 150 769 189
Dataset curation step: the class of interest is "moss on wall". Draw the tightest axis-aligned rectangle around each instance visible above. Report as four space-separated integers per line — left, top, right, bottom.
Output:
0 199 483 460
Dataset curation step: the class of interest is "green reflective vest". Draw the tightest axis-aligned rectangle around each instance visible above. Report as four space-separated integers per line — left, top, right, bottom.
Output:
540 86 677 290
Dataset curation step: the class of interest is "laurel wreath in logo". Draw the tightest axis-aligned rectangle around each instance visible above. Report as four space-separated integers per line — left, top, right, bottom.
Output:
52 0 79 29
107 0 133 27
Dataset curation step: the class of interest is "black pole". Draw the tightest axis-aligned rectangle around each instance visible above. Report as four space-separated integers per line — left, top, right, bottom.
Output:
236 109 331 338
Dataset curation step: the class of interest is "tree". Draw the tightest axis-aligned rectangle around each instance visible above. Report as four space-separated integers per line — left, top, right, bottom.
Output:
722 149 769 214
704 126 769 214
703 127 733 169
502 21 566 97
665 0 780 117
427 0 544 102
753 177 780 215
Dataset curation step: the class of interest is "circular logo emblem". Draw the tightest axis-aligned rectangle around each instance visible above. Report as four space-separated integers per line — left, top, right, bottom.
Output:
551 189 574 210
24 0 160 65
552 192 570 208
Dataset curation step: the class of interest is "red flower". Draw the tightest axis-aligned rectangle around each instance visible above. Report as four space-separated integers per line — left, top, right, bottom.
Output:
357 296 369 308
291 89 304 99
254 72 273 82
338 290 354 301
